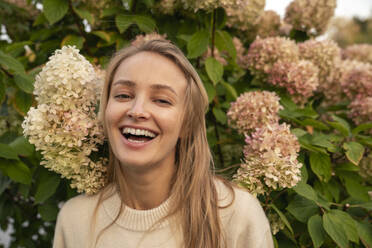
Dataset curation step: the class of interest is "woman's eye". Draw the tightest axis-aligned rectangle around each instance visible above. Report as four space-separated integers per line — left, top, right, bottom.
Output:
115 94 131 99
155 99 171 105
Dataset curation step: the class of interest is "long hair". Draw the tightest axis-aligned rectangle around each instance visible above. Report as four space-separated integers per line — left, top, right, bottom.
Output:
97 39 233 248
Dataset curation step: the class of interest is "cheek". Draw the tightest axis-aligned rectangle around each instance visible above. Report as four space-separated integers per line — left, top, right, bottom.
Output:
104 101 119 127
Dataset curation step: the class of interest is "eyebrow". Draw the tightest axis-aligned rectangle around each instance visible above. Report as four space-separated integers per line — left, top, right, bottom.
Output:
112 79 178 96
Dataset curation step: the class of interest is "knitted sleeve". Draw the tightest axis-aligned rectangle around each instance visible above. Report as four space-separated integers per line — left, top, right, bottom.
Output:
224 186 274 248
53 205 67 248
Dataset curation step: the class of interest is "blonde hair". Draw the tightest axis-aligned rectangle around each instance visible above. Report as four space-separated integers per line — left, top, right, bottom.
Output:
96 39 234 248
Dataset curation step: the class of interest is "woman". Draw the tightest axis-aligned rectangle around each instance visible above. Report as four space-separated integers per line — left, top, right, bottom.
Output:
53 39 273 248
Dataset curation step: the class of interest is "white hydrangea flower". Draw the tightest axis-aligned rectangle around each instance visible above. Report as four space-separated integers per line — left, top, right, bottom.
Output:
22 46 107 194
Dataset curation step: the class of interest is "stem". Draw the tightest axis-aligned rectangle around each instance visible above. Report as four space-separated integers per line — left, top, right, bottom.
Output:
211 9 216 58
131 0 138 12
68 0 90 53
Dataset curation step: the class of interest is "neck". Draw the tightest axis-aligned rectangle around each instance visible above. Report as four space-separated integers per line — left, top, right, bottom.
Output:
119 161 176 210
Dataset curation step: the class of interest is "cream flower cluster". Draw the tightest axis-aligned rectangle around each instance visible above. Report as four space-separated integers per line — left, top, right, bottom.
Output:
233 37 246 68
268 60 319 105
132 33 168 47
267 212 285 235
341 62 372 100
324 59 360 103
284 0 336 36
22 46 107 195
234 123 302 195
224 0 265 31
157 0 265 31
342 44 372 64
244 36 323 105
255 10 281 39
298 39 341 91
244 36 299 76
348 97 372 128
227 91 283 134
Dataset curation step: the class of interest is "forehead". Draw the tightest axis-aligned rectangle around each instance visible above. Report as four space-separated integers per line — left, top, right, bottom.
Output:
112 51 188 92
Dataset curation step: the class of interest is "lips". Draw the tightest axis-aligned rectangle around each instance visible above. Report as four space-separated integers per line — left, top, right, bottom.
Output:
119 126 158 146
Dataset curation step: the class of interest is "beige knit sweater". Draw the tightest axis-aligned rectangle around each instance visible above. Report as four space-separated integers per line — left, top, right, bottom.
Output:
53 181 273 248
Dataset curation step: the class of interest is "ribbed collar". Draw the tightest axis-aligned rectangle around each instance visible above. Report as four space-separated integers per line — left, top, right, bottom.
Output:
102 190 173 232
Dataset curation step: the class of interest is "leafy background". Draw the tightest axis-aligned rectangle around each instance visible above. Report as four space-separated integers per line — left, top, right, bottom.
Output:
0 0 371 247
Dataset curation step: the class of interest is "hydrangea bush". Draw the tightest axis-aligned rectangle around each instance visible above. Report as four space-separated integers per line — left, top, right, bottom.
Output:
0 0 371 247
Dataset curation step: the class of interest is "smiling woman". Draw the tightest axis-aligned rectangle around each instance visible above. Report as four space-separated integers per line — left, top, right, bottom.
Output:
52 40 274 248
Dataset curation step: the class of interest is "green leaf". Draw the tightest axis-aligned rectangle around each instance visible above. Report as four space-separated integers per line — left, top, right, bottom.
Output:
0 159 31 185
0 172 11 195
327 115 351 137
344 175 369 201
212 107 227 124
91 31 112 43
9 137 34 157
215 30 236 59
38 204 59 221
0 79 5 105
323 212 348 248
115 14 133 33
221 81 237 100
352 122 372 135
300 119 329 130
205 57 223 85
61 35 85 50
187 30 209 59
0 50 25 75
354 202 372 211
100 7 121 18
270 204 294 235
73 6 95 25
293 182 318 202
309 152 331 182
356 134 372 148
14 74 34 94
343 142 365 166
310 134 337 153
331 210 359 244
35 169 61 203
0 144 19 160
142 0 154 8
14 90 32 115
336 162 359 172
356 221 372 247
5 41 33 57
308 215 326 248
43 0 69 25
286 195 318 223
204 82 216 103
133 15 156 33
327 179 341 203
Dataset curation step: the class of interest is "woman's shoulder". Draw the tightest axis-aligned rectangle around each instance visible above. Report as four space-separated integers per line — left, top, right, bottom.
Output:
215 178 273 247
214 178 268 222
56 190 105 228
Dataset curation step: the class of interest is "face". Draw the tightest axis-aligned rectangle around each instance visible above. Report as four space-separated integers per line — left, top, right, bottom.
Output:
105 51 187 172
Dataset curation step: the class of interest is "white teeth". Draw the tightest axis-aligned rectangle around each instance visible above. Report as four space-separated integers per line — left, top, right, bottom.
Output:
128 138 145 143
122 127 156 138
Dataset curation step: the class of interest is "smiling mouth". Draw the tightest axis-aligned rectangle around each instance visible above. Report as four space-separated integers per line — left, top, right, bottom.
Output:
121 127 157 143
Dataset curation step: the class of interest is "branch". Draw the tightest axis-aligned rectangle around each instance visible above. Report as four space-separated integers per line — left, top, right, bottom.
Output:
211 9 216 58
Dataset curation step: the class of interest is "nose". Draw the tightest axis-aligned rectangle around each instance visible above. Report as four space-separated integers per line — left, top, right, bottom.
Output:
127 97 150 120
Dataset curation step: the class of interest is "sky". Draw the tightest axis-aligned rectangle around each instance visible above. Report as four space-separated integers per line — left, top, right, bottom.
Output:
266 0 372 19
